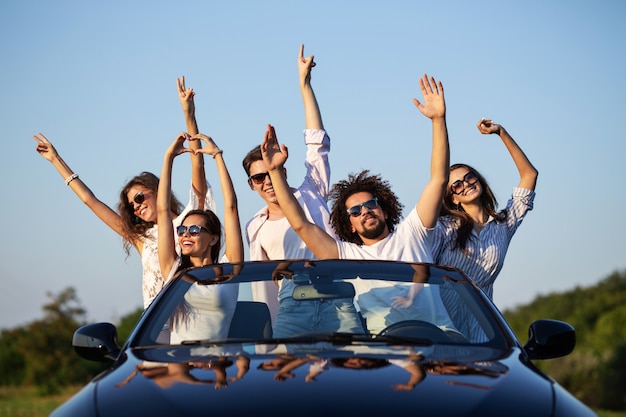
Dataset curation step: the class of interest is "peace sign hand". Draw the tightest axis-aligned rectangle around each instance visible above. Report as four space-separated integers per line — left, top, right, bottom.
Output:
32 133 59 162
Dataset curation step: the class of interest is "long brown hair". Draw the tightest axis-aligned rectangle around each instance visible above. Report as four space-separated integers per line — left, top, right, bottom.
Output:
440 164 506 252
117 172 184 256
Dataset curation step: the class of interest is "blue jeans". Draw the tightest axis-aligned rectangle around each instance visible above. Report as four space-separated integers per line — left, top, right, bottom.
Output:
273 297 366 338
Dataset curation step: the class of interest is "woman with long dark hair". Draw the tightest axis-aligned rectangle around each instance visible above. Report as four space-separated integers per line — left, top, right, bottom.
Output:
433 118 538 300
32 76 214 309
157 132 243 343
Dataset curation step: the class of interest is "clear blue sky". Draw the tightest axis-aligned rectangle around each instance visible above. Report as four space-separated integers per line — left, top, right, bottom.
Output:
1 0 624 329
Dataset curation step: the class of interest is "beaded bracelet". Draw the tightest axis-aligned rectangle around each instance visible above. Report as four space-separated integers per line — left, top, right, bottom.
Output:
65 173 79 186
212 149 223 159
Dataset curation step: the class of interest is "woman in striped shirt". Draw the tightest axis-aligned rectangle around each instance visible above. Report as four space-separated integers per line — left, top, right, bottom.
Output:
432 118 538 300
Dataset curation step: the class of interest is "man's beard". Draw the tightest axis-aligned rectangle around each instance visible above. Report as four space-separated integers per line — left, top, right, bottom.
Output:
359 216 387 240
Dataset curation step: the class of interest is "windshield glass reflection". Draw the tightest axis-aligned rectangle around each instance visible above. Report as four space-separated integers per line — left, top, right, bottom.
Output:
141 260 504 349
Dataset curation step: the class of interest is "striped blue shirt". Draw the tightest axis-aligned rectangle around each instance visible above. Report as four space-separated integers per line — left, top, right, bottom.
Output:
432 187 535 299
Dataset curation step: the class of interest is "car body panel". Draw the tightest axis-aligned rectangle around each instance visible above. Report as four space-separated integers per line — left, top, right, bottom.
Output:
50 260 596 417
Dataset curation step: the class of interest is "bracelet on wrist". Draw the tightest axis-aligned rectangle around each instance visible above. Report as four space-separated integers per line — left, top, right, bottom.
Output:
65 173 79 186
212 149 223 159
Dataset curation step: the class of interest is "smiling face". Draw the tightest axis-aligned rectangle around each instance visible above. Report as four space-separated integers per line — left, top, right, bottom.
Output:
448 167 483 205
247 160 287 207
177 213 219 259
345 191 388 241
126 186 156 223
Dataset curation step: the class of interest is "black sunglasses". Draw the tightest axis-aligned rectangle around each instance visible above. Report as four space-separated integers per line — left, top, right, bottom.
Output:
176 225 211 237
129 191 147 206
248 172 270 185
346 197 379 217
450 172 479 195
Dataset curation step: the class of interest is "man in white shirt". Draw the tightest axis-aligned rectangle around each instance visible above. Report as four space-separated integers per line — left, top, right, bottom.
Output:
261 74 454 334
242 45 363 337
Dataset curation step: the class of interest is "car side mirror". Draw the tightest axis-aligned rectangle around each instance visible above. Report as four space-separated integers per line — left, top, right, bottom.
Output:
73 322 121 362
523 319 575 360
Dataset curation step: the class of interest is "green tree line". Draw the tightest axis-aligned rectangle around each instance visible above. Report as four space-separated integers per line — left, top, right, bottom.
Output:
1 271 624 411
0 288 142 395
503 269 626 412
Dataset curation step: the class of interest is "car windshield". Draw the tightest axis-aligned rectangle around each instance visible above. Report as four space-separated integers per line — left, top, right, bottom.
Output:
131 260 511 350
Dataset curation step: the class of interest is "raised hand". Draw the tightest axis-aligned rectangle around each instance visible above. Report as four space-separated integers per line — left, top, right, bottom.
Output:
412 74 445 120
166 132 194 158
190 133 221 156
298 44 316 84
476 118 502 135
32 133 59 162
177 75 195 115
261 124 288 170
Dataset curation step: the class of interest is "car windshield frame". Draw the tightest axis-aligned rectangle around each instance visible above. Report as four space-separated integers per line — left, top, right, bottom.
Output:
129 259 515 351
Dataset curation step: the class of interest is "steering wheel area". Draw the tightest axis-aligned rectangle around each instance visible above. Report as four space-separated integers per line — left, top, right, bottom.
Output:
377 320 452 343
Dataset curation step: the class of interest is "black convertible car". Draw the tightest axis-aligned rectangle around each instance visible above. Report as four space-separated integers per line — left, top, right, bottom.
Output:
51 260 596 416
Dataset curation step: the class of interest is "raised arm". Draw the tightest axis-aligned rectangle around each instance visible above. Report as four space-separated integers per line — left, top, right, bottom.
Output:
177 76 208 207
412 74 450 228
157 132 193 278
194 134 244 264
477 118 538 191
261 124 338 259
298 44 323 130
32 133 131 245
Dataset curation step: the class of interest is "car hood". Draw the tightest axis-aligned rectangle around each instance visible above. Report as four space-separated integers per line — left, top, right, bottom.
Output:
53 343 591 417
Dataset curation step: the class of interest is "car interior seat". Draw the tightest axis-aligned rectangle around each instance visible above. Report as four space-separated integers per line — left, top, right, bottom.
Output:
228 301 273 339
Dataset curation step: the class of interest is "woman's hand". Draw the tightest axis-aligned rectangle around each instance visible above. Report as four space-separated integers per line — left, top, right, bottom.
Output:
177 76 195 115
190 133 221 156
166 132 194 158
476 118 502 135
32 133 59 162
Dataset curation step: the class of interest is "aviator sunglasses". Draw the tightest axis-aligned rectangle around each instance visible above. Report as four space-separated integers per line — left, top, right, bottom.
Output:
248 172 270 185
450 172 479 195
176 225 211 237
346 197 379 217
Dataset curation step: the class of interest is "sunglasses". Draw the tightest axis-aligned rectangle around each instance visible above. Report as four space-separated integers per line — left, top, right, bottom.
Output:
346 198 379 217
248 172 270 185
176 225 211 237
129 191 147 206
450 172 479 195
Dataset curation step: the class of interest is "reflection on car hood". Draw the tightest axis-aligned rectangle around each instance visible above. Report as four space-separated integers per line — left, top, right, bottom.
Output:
85 344 555 417
53 260 596 416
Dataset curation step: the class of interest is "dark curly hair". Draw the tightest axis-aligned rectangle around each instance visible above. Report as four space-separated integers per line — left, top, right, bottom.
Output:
329 170 403 245
440 163 506 252
117 172 184 256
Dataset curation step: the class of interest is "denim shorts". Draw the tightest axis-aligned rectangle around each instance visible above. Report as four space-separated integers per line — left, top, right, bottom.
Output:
272 297 366 338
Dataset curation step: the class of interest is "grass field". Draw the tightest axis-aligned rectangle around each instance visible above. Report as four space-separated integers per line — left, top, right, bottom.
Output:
1 385 624 417
0 386 79 417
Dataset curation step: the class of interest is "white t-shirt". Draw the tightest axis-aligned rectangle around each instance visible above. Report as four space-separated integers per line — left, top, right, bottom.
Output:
335 209 457 334
336 209 433 262
169 254 239 344
258 217 312 260
350 279 456 334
